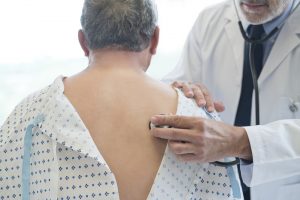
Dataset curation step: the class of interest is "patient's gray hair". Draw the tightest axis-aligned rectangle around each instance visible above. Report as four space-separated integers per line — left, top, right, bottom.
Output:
81 0 158 52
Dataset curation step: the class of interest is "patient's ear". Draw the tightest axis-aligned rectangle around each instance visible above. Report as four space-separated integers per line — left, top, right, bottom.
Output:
78 30 89 57
150 26 160 55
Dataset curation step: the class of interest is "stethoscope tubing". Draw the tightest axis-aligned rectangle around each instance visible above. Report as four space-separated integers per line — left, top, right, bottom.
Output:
249 42 261 125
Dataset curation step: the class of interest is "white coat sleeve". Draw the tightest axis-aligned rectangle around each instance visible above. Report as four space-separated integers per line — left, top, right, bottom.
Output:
162 13 204 84
240 119 300 187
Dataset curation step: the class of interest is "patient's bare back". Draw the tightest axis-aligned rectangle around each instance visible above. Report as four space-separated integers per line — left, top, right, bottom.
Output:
64 70 178 200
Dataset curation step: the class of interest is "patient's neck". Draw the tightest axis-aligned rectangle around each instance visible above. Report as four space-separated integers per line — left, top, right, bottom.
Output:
88 48 150 73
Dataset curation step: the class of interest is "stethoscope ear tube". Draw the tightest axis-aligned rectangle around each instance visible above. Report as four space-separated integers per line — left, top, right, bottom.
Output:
249 42 260 125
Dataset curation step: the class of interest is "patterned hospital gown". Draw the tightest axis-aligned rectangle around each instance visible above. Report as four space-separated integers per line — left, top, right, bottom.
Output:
0 76 243 200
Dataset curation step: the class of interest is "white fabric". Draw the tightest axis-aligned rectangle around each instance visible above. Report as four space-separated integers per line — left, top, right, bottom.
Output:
163 0 300 199
0 76 242 200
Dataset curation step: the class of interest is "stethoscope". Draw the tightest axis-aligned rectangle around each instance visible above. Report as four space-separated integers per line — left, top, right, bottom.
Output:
234 0 300 125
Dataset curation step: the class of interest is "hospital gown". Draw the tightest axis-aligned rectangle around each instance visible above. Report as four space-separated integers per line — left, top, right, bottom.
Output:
0 76 243 200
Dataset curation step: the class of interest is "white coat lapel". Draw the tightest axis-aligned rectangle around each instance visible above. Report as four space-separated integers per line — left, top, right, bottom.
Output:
224 15 245 81
259 11 300 85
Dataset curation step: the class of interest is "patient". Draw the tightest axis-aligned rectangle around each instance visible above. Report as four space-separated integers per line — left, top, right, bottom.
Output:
0 0 242 199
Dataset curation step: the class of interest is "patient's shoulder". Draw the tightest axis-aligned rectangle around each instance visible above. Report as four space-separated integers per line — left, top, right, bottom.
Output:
0 76 63 148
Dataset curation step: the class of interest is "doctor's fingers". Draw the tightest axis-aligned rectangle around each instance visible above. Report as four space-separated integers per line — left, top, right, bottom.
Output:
195 84 214 112
170 141 210 163
168 140 197 155
172 81 200 99
171 81 207 106
150 127 198 142
176 81 195 98
151 115 200 129
191 85 207 107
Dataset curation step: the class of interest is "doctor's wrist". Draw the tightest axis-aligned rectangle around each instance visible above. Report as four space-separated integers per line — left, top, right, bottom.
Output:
232 127 253 161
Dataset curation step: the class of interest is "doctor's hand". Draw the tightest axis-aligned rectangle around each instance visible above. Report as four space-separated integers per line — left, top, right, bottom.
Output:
172 81 225 113
150 115 252 162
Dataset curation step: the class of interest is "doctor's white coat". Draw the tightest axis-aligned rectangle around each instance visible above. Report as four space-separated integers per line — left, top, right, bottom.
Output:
164 1 300 199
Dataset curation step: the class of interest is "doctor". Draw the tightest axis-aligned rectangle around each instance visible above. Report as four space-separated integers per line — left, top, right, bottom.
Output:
150 0 300 199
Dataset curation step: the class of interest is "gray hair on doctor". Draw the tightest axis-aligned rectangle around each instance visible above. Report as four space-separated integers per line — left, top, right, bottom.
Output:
80 0 158 52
